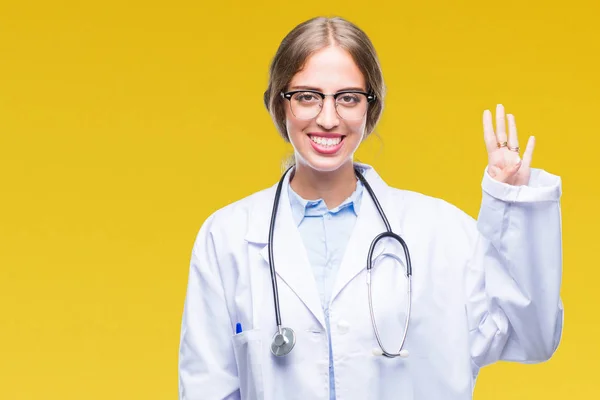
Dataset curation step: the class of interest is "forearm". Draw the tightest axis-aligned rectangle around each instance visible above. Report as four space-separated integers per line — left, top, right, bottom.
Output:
467 168 564 366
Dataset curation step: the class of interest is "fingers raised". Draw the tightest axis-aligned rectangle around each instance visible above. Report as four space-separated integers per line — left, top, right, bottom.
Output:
483 109 497 153
495 104 507 144
507 114 519 151
522 136 535 169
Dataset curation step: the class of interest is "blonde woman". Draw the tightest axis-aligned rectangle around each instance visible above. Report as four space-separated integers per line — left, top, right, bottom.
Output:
178 16 563 400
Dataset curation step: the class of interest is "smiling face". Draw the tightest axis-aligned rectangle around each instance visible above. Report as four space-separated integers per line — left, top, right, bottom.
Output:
284 46 368 172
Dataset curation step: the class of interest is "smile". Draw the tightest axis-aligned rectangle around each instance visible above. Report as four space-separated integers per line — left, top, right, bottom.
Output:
309 135 343 147
307 134 345 155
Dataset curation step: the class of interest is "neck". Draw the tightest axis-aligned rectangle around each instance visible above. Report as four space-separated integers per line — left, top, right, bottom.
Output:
290 160 357 209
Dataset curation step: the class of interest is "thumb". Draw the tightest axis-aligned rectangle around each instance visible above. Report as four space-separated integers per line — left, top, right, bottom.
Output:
487 165 502 178
489 160 522 182
508 159 523 176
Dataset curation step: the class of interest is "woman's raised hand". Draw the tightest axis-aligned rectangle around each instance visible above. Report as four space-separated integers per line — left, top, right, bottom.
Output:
483 104 535 186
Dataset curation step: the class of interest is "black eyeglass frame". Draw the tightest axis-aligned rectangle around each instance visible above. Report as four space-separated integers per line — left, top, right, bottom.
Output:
280 89 376 120
280 89 376 103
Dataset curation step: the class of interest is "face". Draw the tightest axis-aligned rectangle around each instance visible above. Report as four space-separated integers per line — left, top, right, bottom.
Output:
284 46 368 172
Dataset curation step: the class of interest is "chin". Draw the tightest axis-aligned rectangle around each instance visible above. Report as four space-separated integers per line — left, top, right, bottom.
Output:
296 152 354 173
289 131 361 174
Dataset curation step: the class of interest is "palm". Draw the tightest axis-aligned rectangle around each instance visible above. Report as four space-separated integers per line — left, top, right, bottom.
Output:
483 104 535 186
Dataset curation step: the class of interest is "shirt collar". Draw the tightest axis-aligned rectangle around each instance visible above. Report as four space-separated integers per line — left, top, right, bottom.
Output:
288 176 364 227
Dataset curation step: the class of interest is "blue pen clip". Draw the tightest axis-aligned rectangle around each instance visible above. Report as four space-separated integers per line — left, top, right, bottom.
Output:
235 322 243 334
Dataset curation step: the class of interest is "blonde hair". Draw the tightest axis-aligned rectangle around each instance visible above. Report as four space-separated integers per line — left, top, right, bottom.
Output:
263 16 386 145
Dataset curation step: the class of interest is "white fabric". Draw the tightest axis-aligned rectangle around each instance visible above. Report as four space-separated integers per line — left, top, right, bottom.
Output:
178 163 564 400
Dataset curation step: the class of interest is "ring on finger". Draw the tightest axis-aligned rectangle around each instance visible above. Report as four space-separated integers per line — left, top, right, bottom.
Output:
497 141 508 148
508 146 519 152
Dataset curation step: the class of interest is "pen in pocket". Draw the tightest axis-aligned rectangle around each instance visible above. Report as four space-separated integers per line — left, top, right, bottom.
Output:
236 322 243 334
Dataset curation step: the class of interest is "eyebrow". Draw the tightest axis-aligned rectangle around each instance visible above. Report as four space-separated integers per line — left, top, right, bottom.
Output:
288 85 367 92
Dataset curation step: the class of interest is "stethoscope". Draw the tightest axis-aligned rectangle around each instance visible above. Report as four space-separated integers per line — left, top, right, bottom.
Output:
268 165 413 358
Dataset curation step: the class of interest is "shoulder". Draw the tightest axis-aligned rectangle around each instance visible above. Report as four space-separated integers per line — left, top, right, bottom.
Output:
212 186 272 224
193 184 275 246
393 187 472 218
360 164 477 237
386 185 478 244
383 186 480 268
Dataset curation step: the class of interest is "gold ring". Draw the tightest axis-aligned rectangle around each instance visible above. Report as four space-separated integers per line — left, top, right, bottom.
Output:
508 146 519 152
497 141 508 148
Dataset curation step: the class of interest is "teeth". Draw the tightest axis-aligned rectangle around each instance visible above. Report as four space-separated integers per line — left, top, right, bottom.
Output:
311 136 341 147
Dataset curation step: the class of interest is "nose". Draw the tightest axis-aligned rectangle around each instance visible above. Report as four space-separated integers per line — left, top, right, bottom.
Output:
315 96 340 130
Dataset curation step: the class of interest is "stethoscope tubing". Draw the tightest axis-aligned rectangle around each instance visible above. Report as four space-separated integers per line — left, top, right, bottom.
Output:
267 166 292 331
267 165 412 357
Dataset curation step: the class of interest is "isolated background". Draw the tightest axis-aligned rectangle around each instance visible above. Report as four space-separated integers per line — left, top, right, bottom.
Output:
1 0 598 398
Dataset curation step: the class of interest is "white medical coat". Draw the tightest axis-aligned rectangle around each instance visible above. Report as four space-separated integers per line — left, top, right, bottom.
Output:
178 163 563 400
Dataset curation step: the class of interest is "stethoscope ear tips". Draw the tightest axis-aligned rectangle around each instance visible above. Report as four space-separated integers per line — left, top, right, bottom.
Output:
372 347 384 356
399 349 409 358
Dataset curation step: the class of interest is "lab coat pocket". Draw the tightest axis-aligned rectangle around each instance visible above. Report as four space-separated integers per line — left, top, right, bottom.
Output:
232 329 265 400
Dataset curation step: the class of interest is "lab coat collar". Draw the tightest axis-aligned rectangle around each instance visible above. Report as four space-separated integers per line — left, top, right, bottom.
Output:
244 162 404 328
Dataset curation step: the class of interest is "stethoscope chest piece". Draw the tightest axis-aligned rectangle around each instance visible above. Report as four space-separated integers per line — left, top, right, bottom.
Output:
270 327 296 357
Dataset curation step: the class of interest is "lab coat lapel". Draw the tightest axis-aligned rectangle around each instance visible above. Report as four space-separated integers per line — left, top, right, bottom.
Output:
246 170 326 328
330 166 394 303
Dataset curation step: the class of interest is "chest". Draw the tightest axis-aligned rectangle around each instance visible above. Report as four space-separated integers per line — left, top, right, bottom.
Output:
227 229 468 353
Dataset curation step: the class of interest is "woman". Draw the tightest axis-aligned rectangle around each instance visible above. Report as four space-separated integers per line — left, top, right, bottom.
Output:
178 16 563 400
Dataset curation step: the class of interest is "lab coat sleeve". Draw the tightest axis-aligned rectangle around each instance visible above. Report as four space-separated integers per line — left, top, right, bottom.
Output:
465 167 564 369
179 213 241 400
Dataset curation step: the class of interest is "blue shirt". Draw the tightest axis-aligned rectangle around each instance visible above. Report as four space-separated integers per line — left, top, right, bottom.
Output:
287 177 364 400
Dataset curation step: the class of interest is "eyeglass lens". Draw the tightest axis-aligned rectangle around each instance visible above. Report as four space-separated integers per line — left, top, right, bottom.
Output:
289 92 368 120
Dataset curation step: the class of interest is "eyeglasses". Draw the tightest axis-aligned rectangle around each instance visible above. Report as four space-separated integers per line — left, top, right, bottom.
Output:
281 90 376 121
